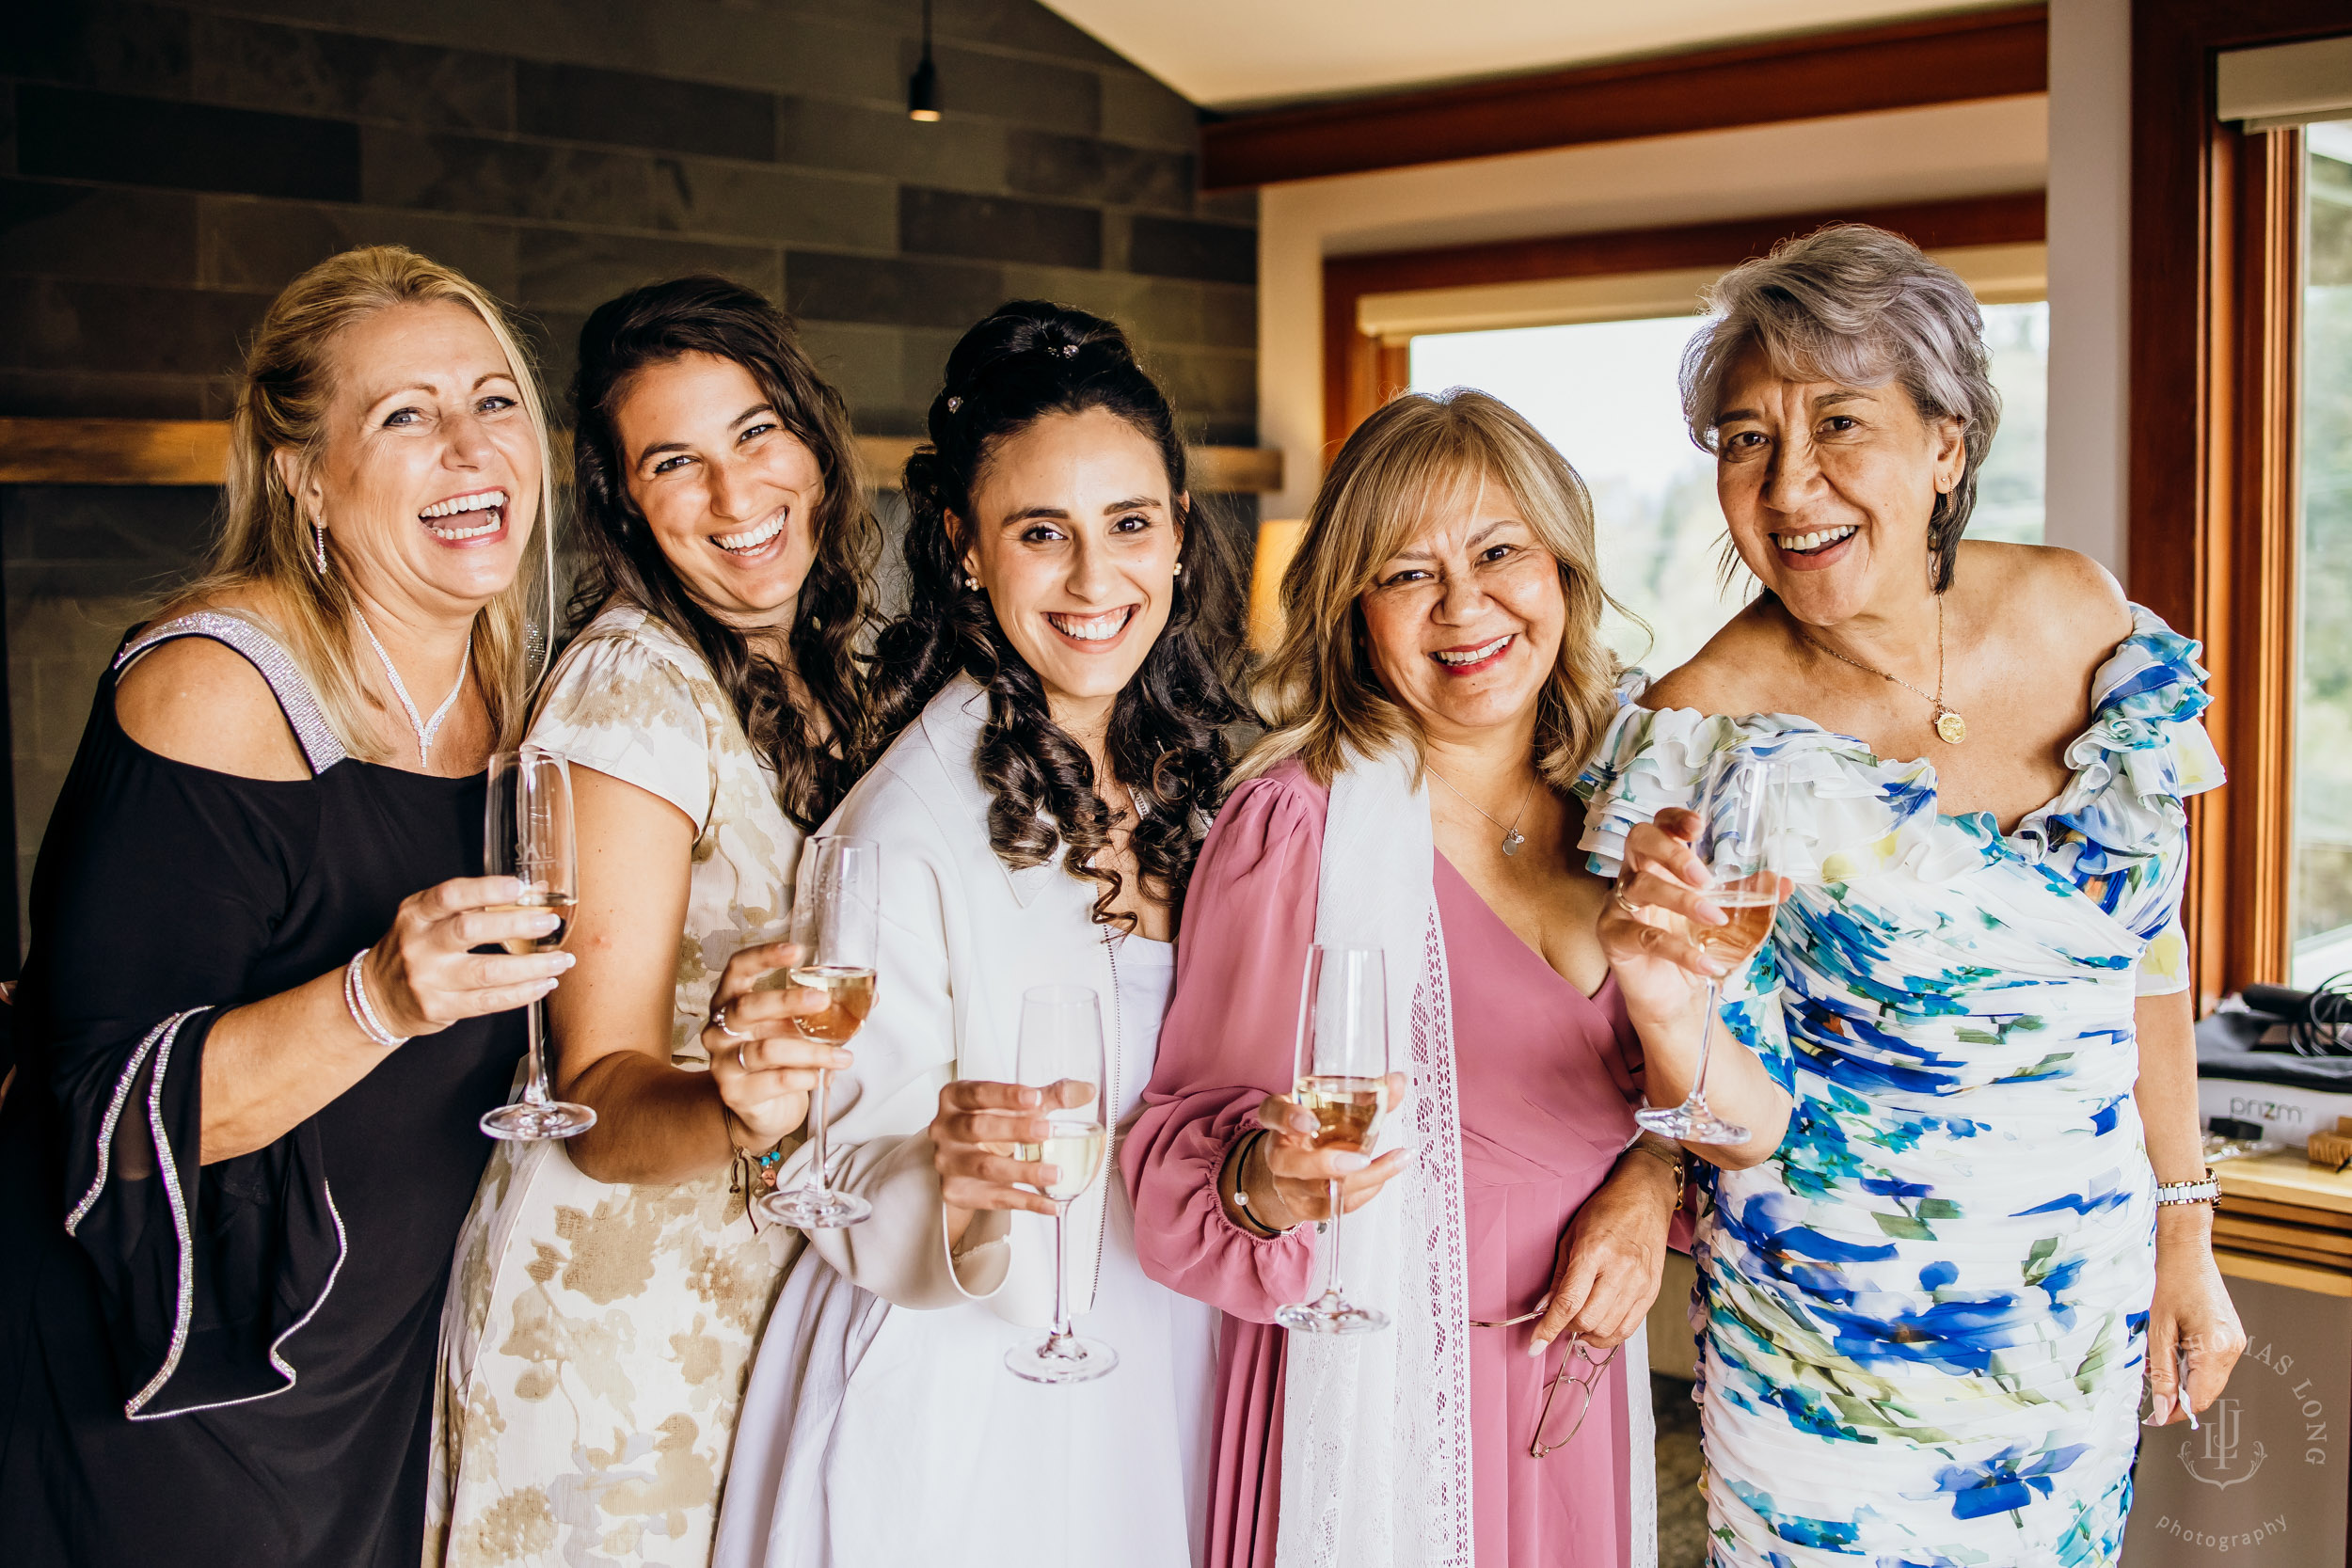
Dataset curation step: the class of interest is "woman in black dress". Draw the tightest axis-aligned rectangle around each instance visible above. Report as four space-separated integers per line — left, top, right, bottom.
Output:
0 245 571 1567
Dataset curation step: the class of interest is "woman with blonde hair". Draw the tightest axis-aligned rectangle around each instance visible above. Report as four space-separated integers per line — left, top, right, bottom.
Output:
0 245 568 1568
1125 388 1789 1567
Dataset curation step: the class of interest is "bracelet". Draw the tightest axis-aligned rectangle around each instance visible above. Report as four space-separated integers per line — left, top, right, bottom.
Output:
2154 1175 2221 1208
1225 1130 1296 1238
343 950 408 1050
1629 1134 1689 1210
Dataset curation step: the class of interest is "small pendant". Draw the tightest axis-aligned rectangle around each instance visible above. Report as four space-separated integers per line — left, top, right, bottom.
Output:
1935 709 1967 745
1502 830 1525 857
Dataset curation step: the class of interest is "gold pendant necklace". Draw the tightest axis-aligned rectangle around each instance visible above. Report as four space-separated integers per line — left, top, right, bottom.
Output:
1798 596 1966 745
1424 765 1540 856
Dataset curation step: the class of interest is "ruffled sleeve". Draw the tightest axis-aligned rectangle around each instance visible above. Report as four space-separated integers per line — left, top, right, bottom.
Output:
35 673 332 1418
530 612 719 831
1121 768 1325 1323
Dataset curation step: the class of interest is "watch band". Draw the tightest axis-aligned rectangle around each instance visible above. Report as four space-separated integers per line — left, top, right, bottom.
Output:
2153 1176 2220 1207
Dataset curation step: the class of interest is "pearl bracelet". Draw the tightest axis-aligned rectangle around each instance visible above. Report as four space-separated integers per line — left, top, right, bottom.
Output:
2153 1176 2220 1207
343 949 408 1050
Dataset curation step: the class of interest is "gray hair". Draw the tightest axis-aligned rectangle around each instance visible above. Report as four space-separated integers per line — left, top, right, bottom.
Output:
1679 224 2000 593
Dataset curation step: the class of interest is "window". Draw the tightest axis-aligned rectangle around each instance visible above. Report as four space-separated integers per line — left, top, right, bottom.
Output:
2290 119 2352 987
1406 299 2048 674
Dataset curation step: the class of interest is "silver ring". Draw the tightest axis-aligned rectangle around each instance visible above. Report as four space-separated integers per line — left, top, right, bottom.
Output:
712 1005 750 1041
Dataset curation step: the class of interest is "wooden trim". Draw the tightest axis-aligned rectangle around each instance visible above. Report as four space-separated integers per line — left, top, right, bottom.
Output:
0 420 1285 495
2215 1247 2352 1297
1322 191 2047 452
2130 0 2347 1007
1202 5 2047 190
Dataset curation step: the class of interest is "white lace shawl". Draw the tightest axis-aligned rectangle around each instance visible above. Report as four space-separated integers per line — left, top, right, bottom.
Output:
1275 746 1657 1568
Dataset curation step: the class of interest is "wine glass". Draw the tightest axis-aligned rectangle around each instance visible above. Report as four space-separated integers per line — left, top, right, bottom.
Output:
1274 944 1392 1336
761 835 880 1228
1004 984 1118 1385
1631 753 1792 1147
479 747 596 1141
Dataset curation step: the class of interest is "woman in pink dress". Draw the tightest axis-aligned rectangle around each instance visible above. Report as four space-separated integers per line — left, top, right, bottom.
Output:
1123 390 1794 1567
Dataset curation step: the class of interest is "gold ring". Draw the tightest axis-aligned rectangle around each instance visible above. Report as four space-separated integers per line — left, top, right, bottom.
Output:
1611 884 1645 918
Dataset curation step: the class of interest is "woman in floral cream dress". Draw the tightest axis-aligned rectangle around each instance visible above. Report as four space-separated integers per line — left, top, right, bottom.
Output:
1584 226 2247 1566
431 277 878 1566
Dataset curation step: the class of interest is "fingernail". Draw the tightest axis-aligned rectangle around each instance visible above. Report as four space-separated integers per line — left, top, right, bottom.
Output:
1329 1152 1370 1173
1528 1337 1549 1358
1020 1088 1041 1107
1700 902 1728 927
554 952 577 970
2145 1395 2172 1427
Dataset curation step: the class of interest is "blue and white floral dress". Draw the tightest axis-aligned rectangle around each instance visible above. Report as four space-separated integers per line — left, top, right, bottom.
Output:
1578 606 2222 1567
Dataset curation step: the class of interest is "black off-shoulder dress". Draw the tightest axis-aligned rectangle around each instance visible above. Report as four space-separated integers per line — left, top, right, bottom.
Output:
0 614 521 1567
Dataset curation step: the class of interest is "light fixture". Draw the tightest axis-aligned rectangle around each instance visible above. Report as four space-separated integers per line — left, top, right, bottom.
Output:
908 0 941 122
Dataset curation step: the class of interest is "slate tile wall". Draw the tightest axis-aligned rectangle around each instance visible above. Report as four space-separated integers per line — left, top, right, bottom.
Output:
0 0 1258 949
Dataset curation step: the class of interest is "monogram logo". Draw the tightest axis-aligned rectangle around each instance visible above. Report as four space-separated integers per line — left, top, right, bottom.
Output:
2177 1398 2267 1490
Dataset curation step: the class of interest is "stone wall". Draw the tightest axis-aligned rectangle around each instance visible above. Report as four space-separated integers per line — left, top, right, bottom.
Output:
0 0 1257 950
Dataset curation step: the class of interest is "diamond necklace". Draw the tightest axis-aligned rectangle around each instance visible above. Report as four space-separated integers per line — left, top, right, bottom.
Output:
355 609 470 765
1796 596 1966 745
1424 764 1540 857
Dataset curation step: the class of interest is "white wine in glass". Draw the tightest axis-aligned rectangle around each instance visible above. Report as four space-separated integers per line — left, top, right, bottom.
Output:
1632 754 1791 1147
479 747 596 1141
1275 944 1392 1337
761 836 880 1228
1004 984 1117 1385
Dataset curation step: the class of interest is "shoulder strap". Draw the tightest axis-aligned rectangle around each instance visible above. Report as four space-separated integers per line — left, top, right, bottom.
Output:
115 611 348 776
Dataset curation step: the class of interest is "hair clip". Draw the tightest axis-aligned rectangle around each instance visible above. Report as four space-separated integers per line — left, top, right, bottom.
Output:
1060 343 1080 357
946 396 961 412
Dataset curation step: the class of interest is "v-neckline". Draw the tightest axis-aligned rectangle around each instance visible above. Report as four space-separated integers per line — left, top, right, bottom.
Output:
1433 850 1616 1008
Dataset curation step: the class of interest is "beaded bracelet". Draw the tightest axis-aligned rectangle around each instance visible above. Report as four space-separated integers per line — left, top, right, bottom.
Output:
343 949 408 1050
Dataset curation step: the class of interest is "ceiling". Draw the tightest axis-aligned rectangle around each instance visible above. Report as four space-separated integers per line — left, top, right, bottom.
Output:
1039 0 2027 110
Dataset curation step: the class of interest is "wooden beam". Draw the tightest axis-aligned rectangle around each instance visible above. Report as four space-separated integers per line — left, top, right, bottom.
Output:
1201 5 2048 190
1322 190 2046 452
0 420 1285 495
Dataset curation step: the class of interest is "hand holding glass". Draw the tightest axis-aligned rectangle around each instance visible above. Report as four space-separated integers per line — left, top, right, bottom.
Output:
1275 944 1393 1336
479 747 596 1141
1004 984 1117 1385
760 835 879 1228
1630 754 1791 1147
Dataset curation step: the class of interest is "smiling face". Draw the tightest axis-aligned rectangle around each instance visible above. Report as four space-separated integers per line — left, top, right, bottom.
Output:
1712 349 1965 626
611 352 824 629
957 405 1184 736
1357 471 1566 748
293 298 540 618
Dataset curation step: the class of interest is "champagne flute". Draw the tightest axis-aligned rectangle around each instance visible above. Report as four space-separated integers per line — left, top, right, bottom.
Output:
479 747 596 1141
1004 984 1117 1385
1275 943 1392 1336
1632 753 1791 1147
761 835 880 1228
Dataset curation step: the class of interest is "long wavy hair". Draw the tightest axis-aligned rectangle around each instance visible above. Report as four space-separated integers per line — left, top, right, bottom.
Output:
170 245 557 757
1237 388 1624 792
870 300 1245 927
568 276 880 829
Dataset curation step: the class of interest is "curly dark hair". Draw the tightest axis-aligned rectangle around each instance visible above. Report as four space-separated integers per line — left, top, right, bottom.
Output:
871 300 1245 928
568 276 880 829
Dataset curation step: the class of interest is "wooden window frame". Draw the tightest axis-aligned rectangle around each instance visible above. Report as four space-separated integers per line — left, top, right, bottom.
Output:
2131 0 2349 1010
1321 191 2047 453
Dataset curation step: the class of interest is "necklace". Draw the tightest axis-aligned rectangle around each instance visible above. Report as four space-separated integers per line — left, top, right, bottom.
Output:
1797 596 1966 745
356 610 471 765
1425 764 1540 857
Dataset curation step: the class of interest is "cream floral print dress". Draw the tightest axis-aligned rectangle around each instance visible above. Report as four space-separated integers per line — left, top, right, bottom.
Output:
428 603 805 1568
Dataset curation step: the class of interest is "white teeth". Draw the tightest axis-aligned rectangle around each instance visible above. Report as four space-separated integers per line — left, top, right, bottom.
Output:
1433 635 1510 666
1047 608 1133 642
713 513 787 554
425 515 501 541
419 490 507 519
1777 525 1857 553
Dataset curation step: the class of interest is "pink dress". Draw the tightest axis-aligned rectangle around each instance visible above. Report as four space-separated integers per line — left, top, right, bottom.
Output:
1122 762 1647 1568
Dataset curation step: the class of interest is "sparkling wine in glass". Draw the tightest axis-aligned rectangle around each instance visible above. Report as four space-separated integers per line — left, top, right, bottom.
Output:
1275 944 1392 1337
761 835 880 1228
479 747 596 1141
1004 984 1117 1384
1632 754 1791 1148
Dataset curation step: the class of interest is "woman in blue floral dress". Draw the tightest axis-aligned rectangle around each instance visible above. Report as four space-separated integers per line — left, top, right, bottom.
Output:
1580 226 2247 1565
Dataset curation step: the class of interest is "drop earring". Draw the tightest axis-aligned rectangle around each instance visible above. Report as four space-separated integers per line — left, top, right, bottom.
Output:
312 521 328 574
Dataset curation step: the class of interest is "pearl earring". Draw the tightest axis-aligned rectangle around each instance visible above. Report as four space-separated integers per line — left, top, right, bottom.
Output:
1172 562 1184 578
963 574 980 591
